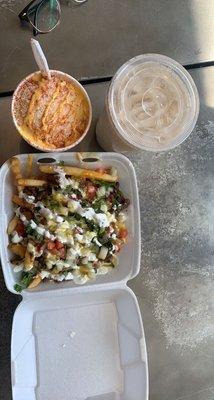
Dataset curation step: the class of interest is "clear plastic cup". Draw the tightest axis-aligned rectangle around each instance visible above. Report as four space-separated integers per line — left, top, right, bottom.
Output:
96 54 200 152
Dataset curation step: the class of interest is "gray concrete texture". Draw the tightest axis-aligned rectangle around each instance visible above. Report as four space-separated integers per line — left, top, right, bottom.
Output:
0 0 214 92
0 66 214 399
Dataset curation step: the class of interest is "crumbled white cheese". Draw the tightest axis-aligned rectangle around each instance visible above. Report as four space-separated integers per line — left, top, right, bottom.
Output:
11 233 23 244
100 204 108 213
88 253 97 262
65 272 74 281
111 233 117 240
46 262 55 270
106 212 116 224
79 207 95 220
96 266 109 275
36 226 45 235
95 213 109 228
55 167 69 189
55 260 70 271
68 178 80 190
73 273 89 285
75 233 84 243
40 207 54 220
66 236 74 246
20 192 35 204
68 202 111 228
70 264 79 270
93 237 102 247
20 214 27 223
52 274 65 282
56 215 64 223
55 168 80 190
13 264 23 272
25 195 35 203
56 234 67 244
40 270 51 279
66 246 81 260
44 230 56 241
45 252 57 269
68 199 80 212
27 242 43 257
84 231 96 245
30 220 37 229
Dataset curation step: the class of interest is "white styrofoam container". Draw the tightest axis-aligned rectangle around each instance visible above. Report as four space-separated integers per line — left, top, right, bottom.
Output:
0 152 148 400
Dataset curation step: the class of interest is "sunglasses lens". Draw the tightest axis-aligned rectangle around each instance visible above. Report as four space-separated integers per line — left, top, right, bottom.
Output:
28 0 60 32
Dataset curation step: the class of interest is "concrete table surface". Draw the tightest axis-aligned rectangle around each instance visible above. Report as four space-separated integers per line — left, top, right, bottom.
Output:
0 0 214 92
0 66 214 400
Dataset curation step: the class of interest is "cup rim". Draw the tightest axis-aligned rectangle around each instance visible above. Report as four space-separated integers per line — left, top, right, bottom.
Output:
107 53 200 152
11 70 92 152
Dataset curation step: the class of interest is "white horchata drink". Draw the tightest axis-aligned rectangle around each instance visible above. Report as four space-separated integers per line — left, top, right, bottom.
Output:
96 54 199 152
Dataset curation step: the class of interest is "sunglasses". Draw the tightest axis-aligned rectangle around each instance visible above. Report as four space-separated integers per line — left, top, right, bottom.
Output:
19 0 61 36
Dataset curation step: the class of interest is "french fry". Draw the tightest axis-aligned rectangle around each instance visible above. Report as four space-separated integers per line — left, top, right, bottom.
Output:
8 243 26 258
26 154 33 178
24 249 35 271
77 152 83 162
7 216 19 235
17 178 47 187
11 157 22 192
39 165 118 182
12 195 23 207
11 157 22 180
12 195 34 210
28 275 42 289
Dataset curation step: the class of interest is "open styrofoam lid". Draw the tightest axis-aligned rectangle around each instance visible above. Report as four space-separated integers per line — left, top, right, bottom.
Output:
0 152 141 295
11 286 148 400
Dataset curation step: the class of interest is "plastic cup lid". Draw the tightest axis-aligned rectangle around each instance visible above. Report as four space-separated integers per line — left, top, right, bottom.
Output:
107 54 200 151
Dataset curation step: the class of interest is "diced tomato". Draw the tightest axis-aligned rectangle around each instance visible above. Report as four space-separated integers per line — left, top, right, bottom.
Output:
16 220 25 237
51 248 58 256
118 228 128 239
58 247 66 259
47 240 55 250
55 240 64 250
86 184 97 200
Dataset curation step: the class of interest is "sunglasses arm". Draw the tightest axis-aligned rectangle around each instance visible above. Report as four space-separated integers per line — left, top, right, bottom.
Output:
18 0 44 21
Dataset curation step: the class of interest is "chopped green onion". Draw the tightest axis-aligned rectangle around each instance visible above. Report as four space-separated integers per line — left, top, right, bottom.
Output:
14 271 35 292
